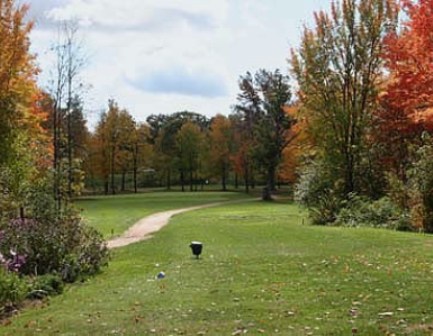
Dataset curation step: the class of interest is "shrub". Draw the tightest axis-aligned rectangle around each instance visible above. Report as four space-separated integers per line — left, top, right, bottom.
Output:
0 176 110 282
26 274 64 299
0 268 27 315
295 160 345 225
0 210 109 282
383 134 433 232
334 194 409 230
405 136 433 232
309 189 341 225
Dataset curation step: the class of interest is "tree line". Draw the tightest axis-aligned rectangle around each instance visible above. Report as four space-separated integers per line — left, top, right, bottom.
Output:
82 69 299 197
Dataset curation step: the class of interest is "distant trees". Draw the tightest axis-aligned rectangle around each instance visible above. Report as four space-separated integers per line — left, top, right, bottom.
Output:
147 112 208 191
176 121 205 191
87 100 151 194
208 115 233 191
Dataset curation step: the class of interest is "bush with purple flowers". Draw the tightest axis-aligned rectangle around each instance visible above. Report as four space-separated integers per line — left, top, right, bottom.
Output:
0 168 110 316
0 212 109 282
0 250 26 273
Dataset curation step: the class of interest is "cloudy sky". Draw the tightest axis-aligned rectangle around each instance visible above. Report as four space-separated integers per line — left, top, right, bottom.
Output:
27 0 329 127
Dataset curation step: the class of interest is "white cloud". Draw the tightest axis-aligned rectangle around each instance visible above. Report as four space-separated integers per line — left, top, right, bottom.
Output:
27 0 329 129
42 0 228 32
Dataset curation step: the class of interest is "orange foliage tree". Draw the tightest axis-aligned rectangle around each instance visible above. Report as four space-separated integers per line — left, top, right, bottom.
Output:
208 115 233 191
0 0 52 218
377 0 433 177
0 0 41 164
278 105 307 185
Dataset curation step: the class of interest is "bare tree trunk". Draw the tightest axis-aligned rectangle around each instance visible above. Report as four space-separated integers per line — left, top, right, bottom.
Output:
110 145 116 195
133 168 138 193
222 164 227 191
244 165 249 193
104 179 109 195
121 171 126 192
180 170 185 192
267 165 276 192
166 169 171 190
133 146 138 193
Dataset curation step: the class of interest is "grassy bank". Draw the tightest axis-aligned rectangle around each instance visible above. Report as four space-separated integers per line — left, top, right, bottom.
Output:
2 195 433 335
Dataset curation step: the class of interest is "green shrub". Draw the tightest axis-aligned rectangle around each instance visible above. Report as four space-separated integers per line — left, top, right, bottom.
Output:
405 135 433 232
334 194 408 230
309 189 341 225
26 274 64 299
295 160 346 225
0 176 109 282
294 160 333 207
0 268 27 315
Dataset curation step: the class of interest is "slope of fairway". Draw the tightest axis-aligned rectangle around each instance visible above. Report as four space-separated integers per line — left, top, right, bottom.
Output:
76 191 250 238
2 197 433 335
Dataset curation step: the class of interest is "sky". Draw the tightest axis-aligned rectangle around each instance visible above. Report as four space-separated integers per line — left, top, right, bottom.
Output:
27 0 330 128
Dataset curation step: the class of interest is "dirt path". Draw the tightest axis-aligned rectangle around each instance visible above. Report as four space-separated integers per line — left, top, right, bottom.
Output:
107 200 250 249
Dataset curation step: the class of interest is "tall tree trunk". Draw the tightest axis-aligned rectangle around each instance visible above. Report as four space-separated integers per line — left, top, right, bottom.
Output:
235 173 239 189
67 111 73 198
189 168 193 192
251 166 256 189
189 155 194 191
132 147 138 193
222 164 227 191
166 169 171 190
262 166 275 201
344 148 355 195
121 171 126 192
194 171 198 191
267 165 276 192
104 179 109 195
53 102 61 210
244 164 249 193
180 170 185 192
110 145 116 195
133 167 138 193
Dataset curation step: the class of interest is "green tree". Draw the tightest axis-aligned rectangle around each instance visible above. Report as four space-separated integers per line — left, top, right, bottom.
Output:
147 112 209 189
176 121 205 192
208 115 233 191
131 123 152 193
291 0 397 198
0 0 37 165
234 69 295 198
116 110 136 192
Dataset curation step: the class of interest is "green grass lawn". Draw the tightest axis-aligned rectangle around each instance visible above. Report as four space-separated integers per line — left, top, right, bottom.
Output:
76 191 252 238
2 195 433 335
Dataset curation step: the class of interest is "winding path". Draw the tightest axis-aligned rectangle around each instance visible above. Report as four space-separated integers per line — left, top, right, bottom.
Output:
107 199 253 249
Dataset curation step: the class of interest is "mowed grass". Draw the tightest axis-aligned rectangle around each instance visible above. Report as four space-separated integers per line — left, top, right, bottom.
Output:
76 191 251 238
3 197 433 335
